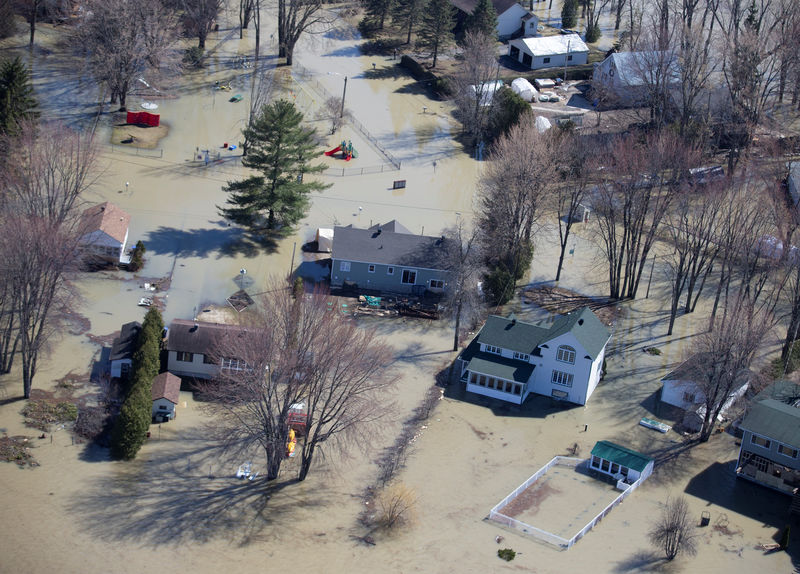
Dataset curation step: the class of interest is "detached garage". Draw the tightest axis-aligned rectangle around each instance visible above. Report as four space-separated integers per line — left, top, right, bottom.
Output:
508 35 589 70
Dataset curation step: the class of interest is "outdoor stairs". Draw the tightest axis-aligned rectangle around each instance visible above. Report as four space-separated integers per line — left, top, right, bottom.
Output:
790 489 800 516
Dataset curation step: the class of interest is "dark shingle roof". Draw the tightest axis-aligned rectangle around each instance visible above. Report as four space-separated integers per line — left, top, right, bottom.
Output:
466 352 535 383
450 0 519 15
741 399 800 447
332 221 448 269
151 372 181 404
476 307 610 359
591 440 653 472
166 319 249 355
110 321 141 362
755 379 800 405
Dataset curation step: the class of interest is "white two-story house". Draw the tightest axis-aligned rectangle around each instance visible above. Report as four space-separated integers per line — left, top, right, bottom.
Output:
455 307 612 405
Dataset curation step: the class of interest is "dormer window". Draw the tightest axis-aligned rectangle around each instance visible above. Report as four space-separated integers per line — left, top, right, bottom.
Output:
486 345 501 355
557 345 576 364
513 351 530 361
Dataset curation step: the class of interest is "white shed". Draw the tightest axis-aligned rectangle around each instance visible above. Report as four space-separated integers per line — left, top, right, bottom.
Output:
511 77 537 102
151 372 181 422
508 35 589 70
315 228 334 252
469 80 504 106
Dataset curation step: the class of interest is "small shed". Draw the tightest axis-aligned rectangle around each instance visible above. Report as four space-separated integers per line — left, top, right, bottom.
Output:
315 228 334 252
511 77 537 102
151 372 181 422
590 440 654 483
534 115 552 133
469 80 504 107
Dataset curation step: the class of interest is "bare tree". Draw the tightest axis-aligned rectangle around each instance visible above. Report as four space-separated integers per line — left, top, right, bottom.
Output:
238 0 254 37
200 281 396 482
452 30 500 150
591 132 693 300
0 123 97 391
435 221 486 351
14 0 67 46
76 0 179 110
693 299 772 442
182 0 225 49
649 496 698 560
477 116 557 304
277 0 332 66
316 96 348 134
552 133 595 283
663 184 724 335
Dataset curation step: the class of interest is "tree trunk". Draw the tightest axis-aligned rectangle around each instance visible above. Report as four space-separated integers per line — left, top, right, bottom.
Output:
29 14 36 47
198 27 207 49
453 301 462 351
298 441 315 481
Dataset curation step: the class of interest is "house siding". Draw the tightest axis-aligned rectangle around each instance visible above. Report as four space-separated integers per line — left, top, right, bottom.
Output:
167 350 219 379
330 258 447 295
497 4 526 38
110 358 132 379
508 41 589 70
152 398 176 419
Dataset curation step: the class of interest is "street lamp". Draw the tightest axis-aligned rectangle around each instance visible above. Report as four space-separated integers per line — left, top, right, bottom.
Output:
564 38 571 84
328 72 348 118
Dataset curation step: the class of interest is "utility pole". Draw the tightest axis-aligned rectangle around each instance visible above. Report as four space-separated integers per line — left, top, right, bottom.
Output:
340 76 347 118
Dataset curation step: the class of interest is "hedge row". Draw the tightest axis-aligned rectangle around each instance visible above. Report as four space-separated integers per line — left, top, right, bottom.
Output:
110 307 164 460
399 55 453 99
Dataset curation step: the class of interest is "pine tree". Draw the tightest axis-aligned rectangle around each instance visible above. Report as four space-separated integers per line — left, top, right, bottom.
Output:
465 0 497 40
561 0 578 29
0 57 39 136
392 0 426 44
416 0 456 68
220 100 329 234
365 0 394 30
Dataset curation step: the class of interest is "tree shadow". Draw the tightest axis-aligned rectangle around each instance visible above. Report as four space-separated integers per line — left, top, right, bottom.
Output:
613 549 679 573
68 427 324 546
144 224 279 258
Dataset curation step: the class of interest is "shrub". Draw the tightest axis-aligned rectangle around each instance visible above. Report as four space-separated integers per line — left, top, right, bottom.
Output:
375 482 417 529
498 548 516 561
129 240 146 272
488 87 531 141
586 23 601 43
74 406 114 445
433 76 453 99
183 46 205 68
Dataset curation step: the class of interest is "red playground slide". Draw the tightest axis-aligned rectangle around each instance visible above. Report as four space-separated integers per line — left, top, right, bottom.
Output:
324 146 341 156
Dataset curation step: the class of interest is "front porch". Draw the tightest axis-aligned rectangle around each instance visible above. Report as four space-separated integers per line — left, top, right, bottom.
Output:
737 450 800 495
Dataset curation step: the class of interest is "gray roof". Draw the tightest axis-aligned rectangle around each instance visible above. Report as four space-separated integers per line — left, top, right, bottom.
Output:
332 221 448 269
755 380 800 405
741 399 800 447
476 307 610 359
662 353 752 393
110 321 141 362
166 319 249 355
467 352 535 383
604 51 680 87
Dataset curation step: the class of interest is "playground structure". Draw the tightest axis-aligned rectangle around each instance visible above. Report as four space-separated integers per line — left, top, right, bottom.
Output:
325 139 358 161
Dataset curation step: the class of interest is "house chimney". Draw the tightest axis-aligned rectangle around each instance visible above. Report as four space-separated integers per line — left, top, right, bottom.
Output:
511 318 517 326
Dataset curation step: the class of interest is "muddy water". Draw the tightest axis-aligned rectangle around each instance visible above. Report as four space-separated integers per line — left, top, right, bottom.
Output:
0 9 795 574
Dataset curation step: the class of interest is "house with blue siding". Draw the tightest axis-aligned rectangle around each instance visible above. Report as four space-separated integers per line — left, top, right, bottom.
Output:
330 221 449 296
736 380 800 495
455 307 611 405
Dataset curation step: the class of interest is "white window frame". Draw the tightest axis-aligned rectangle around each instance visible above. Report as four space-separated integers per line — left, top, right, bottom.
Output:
778 443 798 458
339 261 351 272
387 266 394 275
751 434 771 449
551 370 574 387
176 351 193 363
429 279 444 289
221 358 248 372
485 345 501 355
367 264 376 273
401 269 417 285
556 345 576 364
513 351 529 362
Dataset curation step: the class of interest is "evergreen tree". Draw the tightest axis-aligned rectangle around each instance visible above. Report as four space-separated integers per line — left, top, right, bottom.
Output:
416 0 456 68
365 0 394 30
0 0 15 39
0 57 39 136
465 0 497 40
110 307 163 460
392 0 426 44
220 100 329 234
561 0 578 29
